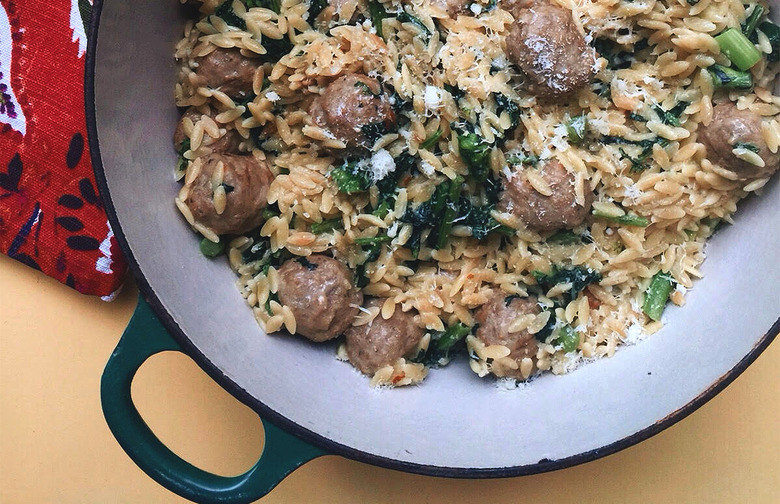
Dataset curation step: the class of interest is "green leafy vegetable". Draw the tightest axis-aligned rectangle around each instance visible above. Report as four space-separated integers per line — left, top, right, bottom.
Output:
494 93 520 131
506 152 539 166
602 135 670 172
306 0 328 22
554 324 580 353
330 160 372 194
566 114 588 144
592 38 636 70
457 199 514 240
653 101 689 127
419 129 443 150
361 122 390 145
435 176 464 249
532 266 603 303
414 323 471 366
311 218 343 234
401 176 463 255
215 1 246 29
732 141 760 153
709 64 754 89
177 137 191 172
199 237 225 258
715 27 762 70
245 0 282 13
759 21 780 62
642 271 675 321
397 11 431 43
367 0 389 39
546 229 585 245
742 5 764 40
456 129 492 181
592 207 650 227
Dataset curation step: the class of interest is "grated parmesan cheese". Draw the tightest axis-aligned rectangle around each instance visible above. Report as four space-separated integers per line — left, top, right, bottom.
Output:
265 91 280 102
370 149 396 182
423 85 443 111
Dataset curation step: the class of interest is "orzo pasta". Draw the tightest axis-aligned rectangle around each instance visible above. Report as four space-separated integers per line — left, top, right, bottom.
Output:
173 0 780 386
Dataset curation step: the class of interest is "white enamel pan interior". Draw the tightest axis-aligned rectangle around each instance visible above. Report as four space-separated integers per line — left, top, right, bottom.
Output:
89 0 779 476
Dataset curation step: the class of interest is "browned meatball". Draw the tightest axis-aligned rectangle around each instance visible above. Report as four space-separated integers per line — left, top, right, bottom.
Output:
308 74 396 150
277 255 363 342
430 0 469 17
698 102 780 179
194 48 259 99
475 293 541 379
345 299 425 375
183 153 272 235
174 107 243 154
505 0 595 97
499 159 593 231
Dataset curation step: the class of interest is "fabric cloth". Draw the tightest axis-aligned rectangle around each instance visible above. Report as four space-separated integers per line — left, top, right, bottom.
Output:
0 0 127 298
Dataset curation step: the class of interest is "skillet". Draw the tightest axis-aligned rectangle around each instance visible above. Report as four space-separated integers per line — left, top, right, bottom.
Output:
87 0 780 501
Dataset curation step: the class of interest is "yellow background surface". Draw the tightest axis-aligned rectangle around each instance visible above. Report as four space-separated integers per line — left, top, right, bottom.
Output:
1 253 778 503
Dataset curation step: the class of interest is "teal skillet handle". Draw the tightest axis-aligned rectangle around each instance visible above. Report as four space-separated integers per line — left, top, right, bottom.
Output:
101 295 327 504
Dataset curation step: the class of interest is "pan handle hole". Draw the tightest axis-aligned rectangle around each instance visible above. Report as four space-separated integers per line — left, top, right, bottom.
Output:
130 351 264 477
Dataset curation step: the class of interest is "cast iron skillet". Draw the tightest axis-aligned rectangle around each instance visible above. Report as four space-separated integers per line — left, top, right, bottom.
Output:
87 0 780 502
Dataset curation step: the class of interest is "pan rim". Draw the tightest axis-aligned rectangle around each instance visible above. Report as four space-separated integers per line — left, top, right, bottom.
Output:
84 0 779 479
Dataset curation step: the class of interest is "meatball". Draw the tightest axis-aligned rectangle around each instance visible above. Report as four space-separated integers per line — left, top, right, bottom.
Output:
345 299 425 375
430 0 469 17
174 106 243 154
183 153 272 235
475 293 541 379
308 74 396 150
499 159 593 231
277 255 363 342
194 48 259 99
505 0 595 97
698 102 780 179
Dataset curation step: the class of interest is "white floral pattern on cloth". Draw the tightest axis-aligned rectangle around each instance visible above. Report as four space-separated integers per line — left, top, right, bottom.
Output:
0 2 26 135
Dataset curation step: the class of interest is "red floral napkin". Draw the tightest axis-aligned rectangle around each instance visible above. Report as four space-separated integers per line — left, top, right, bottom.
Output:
0 0 127 299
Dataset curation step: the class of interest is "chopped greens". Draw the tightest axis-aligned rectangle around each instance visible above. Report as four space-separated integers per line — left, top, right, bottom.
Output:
245 0 281 13
715 27 762 70
554 324 580 353
760 21 780 62
732 141 760 153
742 4 764 40
330 160 372 194
311 218 343 234
413 323 471 366
455 128 492 181
177 137 191 172
419 129 443 150
642 271 675 321
306 0 328 22
709 64 753 89
397 11 431 43
653 101 689 127
546 229 585 245
532 266 603 303
361 122 391 144
592 206 650 227
214 1 246 29
602 135 670 172
592 38 636 70
401 176 464 255
457 200 514 240
566 114 588 144
199 237 225 258
367 0 389 39
493 93 520 131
